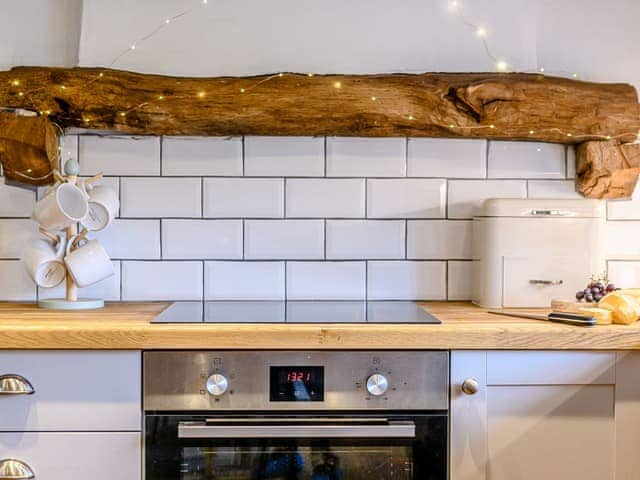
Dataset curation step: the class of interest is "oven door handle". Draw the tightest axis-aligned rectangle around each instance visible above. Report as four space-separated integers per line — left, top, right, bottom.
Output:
177 420 416 439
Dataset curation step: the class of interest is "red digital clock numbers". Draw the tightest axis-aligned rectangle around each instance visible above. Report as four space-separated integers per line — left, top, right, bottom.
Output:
286 371 312 382
270 366 325 402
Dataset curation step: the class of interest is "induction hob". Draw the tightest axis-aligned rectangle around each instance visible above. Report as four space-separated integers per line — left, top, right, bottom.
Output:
153 301 440 324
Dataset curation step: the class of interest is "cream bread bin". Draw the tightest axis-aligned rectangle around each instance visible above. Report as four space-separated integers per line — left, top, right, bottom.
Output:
472 198 605 308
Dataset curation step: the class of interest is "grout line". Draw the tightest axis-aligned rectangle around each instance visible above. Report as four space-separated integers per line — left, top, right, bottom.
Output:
323 137 327 177
159 219 163 259
242 136 246 176
159 136 163 176
242 219 245 260
404 137 409 177
404 220 408 259
485 140 490 178
200 177 204 217
364 260 368 301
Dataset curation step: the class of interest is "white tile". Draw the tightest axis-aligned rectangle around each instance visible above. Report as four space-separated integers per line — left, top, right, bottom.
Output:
287 262 366 300
203 178 283 218
58 135 79 169
326 220 405 259
244 136 324 176
205 261 285 300
367 179 446 218
0 219 38 258
205 301 285 323
326 137 406 177
567 146 576 179
95 219 160 259
286 179 364 218
39 261 121 301
154 302 204 322
448 261 473 300
407 220 472 259
79 136 160 176
120 177 201 217
527 180 581 199
447 180 527 219
0 260 36 301
162 137 242 176
488 141 565 179
367 261 446 300
608 188 640 220
244 220 324 259
606 221 640 259
407 138 486 178
121 261 203 301
607 261 640 289
163 220 242 259
0 183 35 217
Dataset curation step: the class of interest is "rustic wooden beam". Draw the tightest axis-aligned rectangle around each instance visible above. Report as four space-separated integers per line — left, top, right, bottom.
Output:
0 112 58 186
576 140 640 198
1 67 638 142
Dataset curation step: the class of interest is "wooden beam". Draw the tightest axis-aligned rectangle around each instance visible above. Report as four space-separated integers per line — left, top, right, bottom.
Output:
0 113 58 186
1 67 639 142
576 140 640 199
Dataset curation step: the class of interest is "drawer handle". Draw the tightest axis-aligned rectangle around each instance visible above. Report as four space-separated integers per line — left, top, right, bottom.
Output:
529 279 563 286
0 459 35 479
0 374 35 395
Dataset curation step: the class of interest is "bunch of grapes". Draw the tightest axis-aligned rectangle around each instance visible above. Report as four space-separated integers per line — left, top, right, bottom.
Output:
576 279 616 303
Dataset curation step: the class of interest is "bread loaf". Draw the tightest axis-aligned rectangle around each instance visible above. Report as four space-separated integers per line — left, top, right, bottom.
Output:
577 307 613 325
598 293 640 324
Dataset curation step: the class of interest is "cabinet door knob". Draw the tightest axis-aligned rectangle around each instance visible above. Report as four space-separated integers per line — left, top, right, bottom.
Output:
0 374 35 395
0 459 35 479
461 378 479 395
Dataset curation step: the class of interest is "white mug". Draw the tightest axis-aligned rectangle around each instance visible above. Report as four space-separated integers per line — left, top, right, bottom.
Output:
64 238 114 288
80 183 119 231
33 183 88 231
22 238 67 288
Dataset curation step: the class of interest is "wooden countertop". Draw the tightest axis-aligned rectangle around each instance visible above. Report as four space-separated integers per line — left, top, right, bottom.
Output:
2 301 640 350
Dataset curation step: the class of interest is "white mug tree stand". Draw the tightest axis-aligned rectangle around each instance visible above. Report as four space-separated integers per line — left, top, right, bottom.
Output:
34 159 115 310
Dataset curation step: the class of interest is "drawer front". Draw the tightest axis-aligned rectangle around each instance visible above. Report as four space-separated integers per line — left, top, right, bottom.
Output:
0 351 140 431
503 256 592 308
0 432 140 480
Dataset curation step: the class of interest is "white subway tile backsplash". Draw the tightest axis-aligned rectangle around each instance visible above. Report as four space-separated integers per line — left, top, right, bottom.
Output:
120 177 201 217
608 191 640 220
162 220 242 259
608 261 640 288
527 180 581 199
162 137 242 176
326 137 406 177
488 141 565 179
205 261 285 300
79 136 160 176
95 219 160 259
0 219 38 258
245 137 324 176
367 179 446 218
0 183 35 217
407 138 486 178
326 220 405 259
367 261 446 300
286 179 365 218
447 180 526 219
407 220 472 259
447 261 473 300
121 261 203 301
203 178 283 218
59 135 79 166
606 222 640 259
286 262 366 300
39 261 121 301
567 146 576 179
244 220 324 259
0 261 36 301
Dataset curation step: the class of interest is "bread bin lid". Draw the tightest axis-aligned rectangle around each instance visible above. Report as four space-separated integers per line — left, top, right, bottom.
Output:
476 198 604 218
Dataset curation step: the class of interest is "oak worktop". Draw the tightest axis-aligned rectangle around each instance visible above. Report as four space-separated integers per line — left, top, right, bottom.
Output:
2 301 640 350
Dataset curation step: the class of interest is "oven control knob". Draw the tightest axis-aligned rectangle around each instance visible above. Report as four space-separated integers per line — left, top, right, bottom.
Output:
206 373 229 396
366 374 389 396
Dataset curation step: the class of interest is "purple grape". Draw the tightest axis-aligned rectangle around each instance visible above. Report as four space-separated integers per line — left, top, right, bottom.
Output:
595 282 605 290
594 293 603 302
591 287 601 295
585 294 594 303
576 291 585 300
607 283 616 292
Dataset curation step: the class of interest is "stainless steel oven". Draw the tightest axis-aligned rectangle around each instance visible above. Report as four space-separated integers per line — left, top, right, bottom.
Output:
144 351 449 480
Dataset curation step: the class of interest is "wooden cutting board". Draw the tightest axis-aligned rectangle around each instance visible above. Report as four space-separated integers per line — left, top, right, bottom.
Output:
551 299 598 313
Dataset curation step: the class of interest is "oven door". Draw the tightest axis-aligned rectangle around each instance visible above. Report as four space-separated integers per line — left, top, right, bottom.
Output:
145 413 446 480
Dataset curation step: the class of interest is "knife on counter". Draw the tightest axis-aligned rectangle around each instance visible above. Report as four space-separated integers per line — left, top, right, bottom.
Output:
488 310 597 327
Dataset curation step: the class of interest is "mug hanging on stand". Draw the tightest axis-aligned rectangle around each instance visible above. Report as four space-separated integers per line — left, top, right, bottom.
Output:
33 183 88 231
22 237 67 289
64 236 114 288
80 181 119 231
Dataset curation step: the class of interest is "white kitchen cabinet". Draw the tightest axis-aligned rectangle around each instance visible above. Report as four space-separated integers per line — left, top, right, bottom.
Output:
450 351 640 480
0 351 140 431
0 432 140 480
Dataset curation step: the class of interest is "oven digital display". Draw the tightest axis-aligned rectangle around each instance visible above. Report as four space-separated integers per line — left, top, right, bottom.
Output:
269 366 324 402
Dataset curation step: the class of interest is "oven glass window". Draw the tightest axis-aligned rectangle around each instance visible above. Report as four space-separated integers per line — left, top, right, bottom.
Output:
180 445 412 479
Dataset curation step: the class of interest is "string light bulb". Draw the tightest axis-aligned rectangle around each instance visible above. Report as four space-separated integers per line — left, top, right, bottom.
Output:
572 73 578 78
17 92 24 97
278 73 284 77
10 80 20 86
529 130 535 135
495 60 508 72
157 95 164 100
489 124 496 129
539 68 545 73
449 0 459 10
165 18 170 24
371 96 377 101
567 133 572 137
202 0 207 3
476 26 487 37
130 44 136 50
119 112 126 117
307 73 314 77
408 115 414 121
240 88 246 93
197 91 206 98
333 81 342 89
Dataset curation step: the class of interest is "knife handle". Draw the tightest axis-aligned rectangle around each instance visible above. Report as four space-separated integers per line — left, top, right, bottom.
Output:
548 312 597 326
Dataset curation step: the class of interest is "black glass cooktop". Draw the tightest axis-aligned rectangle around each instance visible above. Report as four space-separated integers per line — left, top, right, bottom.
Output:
153 301 441 324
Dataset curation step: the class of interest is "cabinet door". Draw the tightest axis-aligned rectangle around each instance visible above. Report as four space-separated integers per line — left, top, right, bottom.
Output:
0 432 140 480
451 351 617 480
0 351 140 431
